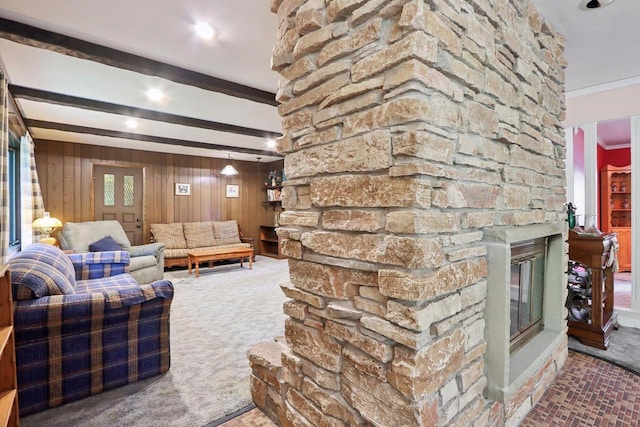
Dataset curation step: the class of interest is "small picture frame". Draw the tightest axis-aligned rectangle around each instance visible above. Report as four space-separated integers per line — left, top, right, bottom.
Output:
175 183 190 196
226 184 240 198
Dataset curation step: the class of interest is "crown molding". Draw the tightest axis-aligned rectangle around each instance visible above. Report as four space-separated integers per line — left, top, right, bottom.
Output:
566 76 640 99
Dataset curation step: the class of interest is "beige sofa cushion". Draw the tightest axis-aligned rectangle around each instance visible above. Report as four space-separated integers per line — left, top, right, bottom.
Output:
183 221 216 248
151 223 187 249
213 220 241 245
164 248 190 259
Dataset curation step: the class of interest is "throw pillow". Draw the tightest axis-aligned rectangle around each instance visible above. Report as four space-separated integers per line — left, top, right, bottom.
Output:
89 235 124 252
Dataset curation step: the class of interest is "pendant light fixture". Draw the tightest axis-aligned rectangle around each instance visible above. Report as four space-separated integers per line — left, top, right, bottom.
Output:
221 154 239 176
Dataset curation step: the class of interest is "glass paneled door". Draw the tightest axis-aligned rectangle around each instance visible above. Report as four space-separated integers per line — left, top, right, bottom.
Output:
94 165 144 245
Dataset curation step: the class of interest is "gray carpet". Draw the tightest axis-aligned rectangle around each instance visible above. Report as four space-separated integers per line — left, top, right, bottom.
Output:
21 255 289 427
568 325 640 376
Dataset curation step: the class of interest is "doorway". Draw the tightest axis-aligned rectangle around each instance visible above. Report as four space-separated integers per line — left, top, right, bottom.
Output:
594 119 632 310
94 165 144 245
571 119 634 311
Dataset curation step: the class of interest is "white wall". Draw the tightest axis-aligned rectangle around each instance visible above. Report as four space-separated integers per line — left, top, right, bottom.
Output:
565 81 640 127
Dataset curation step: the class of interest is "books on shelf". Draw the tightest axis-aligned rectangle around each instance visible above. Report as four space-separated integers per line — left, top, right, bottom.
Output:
267 188 281 202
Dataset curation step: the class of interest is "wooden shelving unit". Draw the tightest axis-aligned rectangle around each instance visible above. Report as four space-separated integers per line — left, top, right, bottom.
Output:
0 265 19 426
264 186 282 202
600 164 632 271
259 226 284 259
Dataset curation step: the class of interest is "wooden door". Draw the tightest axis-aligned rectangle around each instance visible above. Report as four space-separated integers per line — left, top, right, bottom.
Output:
94 165 144 245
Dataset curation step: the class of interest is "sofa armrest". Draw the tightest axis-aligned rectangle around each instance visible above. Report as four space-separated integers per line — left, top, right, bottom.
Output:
13 280 174 342
128 243 165 259
68 250 130 280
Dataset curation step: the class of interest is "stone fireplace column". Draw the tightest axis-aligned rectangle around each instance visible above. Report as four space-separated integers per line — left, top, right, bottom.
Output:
249 0 567 426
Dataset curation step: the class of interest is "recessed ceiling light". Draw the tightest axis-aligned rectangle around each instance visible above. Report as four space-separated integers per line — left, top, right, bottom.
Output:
578 0 614 10
125 118 139 129
266 139 277 148
146 88 164 102
194 22 215 40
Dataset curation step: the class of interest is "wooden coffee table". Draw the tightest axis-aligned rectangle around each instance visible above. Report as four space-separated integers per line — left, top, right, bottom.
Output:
187 247 254 277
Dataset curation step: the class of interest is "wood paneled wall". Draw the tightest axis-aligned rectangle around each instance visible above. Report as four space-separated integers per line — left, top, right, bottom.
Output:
34 140 284 250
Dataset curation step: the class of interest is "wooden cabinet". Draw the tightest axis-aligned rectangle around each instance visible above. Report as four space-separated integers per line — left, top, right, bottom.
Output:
600 165 632 271
0 265 19 426
567 230 618 350
259 226 284 259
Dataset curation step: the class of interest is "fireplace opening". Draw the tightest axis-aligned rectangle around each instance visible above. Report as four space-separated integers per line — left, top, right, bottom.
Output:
510 238 547 354
483 223 566 402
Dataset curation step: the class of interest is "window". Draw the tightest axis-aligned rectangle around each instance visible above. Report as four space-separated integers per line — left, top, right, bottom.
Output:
8 132 20 247
509 237 547 354
104 174 115 206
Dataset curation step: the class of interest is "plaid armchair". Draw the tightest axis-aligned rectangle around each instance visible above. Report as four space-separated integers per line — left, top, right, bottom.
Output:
9 243 174 416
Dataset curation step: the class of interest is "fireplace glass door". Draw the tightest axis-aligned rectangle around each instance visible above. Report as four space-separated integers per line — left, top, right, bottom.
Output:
510 237 547 354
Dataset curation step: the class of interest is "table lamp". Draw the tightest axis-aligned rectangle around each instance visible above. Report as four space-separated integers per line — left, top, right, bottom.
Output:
32 212 63 245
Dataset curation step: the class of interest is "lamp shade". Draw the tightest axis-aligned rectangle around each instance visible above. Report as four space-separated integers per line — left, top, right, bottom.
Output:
221 164 239 175
33 213 63 245
221 154 239 175
32 212 62 231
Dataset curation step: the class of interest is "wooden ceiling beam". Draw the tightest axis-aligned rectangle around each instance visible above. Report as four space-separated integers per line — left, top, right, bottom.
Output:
0 17 278 106
10 85 282 140
26 119 283 157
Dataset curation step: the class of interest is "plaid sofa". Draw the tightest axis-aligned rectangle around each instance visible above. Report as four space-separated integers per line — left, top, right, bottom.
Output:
9 243 174 416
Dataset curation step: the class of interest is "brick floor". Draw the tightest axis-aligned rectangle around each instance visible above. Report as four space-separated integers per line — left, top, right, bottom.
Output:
522 351 640 426
223 351 640 426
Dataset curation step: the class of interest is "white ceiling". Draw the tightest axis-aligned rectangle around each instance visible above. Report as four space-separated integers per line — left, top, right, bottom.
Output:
0 0 638 160
0 0 282 162
531 0 639 149
531 0 640 93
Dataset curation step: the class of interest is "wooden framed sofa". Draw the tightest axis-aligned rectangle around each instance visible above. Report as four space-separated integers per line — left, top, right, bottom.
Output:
9 243 173 416
150 220 253 268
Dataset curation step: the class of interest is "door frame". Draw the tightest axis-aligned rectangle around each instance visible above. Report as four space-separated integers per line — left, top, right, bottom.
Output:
91 162 147 243
569 120 638 326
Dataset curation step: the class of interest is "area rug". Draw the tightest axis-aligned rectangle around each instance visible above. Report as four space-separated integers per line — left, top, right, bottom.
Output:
21 256 289 427
568 324 640 376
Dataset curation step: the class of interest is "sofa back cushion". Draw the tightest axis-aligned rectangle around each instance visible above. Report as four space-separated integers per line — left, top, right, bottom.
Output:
59 220 131 252
183 221 216 248
10 243 76 300
213 220 241 245
150 223 187 249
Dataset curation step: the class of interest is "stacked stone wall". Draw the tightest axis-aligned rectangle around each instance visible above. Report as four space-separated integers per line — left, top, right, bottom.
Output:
249 0 567 425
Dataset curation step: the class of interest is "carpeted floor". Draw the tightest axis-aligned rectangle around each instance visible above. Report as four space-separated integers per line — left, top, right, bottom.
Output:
21 256 289 427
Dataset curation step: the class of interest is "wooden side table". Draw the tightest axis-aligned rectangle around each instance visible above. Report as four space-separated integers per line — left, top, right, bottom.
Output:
566 229 618 350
